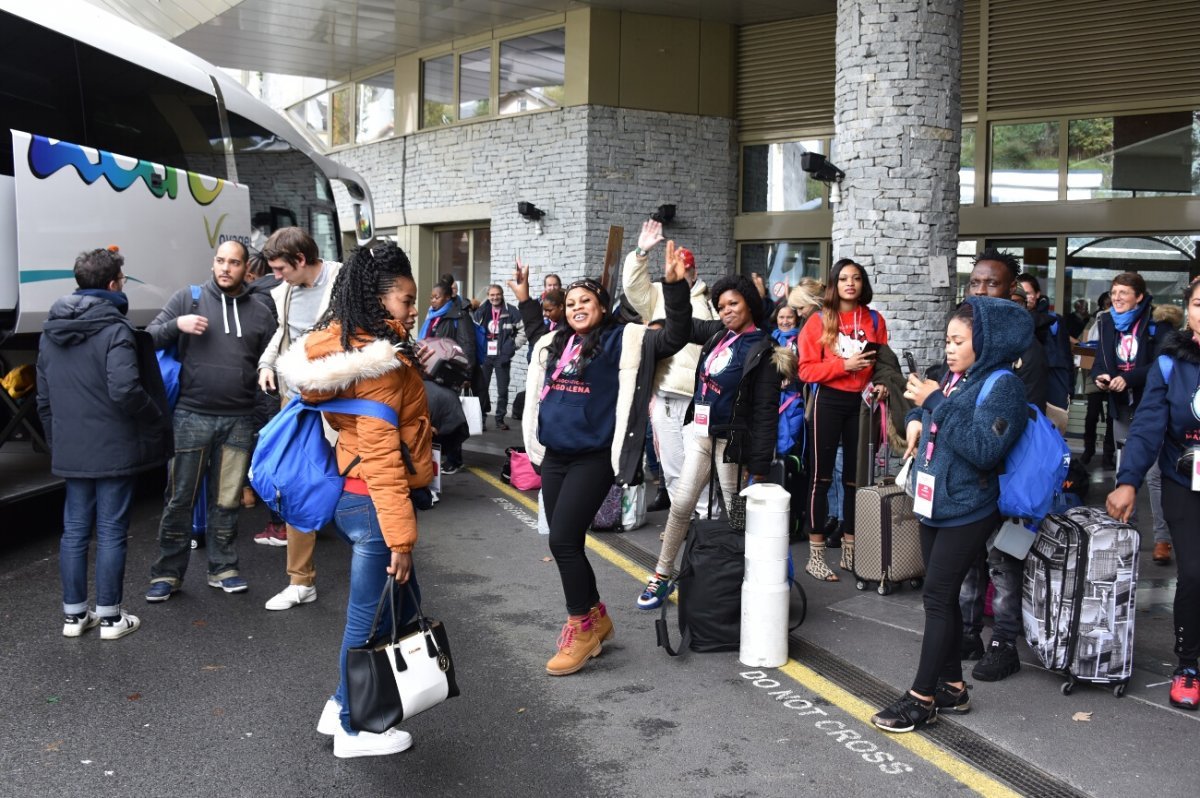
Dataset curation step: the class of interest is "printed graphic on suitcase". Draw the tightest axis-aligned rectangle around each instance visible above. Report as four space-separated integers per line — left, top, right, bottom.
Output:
1022 506 1139 694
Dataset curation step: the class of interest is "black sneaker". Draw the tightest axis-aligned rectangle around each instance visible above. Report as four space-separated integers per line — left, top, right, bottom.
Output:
934 682 971 714
960 632 985 660
972 639 1021 682
647 487 671 513
871 693 937 733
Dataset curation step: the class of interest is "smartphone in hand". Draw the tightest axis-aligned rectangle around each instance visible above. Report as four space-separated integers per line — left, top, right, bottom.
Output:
903 350 919 377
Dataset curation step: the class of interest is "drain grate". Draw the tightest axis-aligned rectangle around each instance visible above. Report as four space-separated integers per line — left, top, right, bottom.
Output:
596 532 1090 798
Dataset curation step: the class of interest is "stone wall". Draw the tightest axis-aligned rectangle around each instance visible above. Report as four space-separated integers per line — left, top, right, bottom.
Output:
832 0 963 369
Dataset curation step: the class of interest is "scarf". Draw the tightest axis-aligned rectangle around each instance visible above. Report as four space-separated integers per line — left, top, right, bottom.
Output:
75 288 129 316
419 302 451 339
1111 298 1149 333
771 327 799 347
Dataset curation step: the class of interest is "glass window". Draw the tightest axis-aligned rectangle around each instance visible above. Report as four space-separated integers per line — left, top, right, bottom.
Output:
75 44 226 178
0 11 86 176
499 29 565 115
741 140 828 213
471 228 491 302
356 72 394 144
459 48 491 121
329 85 353 147
987 238 1057 310
422 56 455 129
288 94 329 146
955 239 979 301
436 229 471 297
960 126 976 205
1067 235 1197 314
739 241 823 300
989 121 1060 204
1068 112 1200 200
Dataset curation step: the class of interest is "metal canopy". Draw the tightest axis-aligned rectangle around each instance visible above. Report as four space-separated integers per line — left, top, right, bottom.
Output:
85 0 832 78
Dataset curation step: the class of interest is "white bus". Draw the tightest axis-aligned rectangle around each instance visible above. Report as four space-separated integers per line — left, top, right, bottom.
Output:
0 0 374 500
0 0 374 341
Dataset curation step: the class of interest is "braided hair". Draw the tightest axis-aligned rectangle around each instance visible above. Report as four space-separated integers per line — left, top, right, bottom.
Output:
316 242 413 350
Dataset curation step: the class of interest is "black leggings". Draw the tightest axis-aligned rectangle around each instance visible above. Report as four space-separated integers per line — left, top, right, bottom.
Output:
912 512 1000 696
1162 479 1200 668
806 387 861 536
540 448 614 616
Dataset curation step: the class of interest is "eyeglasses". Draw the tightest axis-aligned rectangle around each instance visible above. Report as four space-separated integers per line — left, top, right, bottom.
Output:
115 274 128 287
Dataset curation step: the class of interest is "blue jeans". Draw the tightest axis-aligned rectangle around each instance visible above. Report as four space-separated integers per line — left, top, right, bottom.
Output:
332 492 420 734
827 446 844 521
150 410 253 585
959 544 1023 645
61 476 137 616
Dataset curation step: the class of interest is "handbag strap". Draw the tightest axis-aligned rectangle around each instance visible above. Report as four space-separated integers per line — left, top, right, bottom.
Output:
364 576 433 646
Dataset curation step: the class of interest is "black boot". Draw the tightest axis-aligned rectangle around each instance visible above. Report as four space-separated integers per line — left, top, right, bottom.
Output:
824 517 843 549
648 487 671 513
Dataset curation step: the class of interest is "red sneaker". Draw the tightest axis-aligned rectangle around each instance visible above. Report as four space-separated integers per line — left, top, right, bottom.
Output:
254 522 288 547
1170 667 1199 710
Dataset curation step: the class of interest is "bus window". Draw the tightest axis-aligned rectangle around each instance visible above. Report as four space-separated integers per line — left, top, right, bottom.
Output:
227 111 341 260
0 11 87 176
75 43 226 179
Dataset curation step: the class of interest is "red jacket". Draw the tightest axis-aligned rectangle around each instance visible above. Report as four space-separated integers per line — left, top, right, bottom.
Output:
797 308 888 394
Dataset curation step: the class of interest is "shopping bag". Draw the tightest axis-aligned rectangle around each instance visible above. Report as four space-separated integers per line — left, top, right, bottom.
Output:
460 390 483 436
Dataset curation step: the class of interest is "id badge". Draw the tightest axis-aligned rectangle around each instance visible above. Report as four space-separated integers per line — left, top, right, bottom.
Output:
1192 447 1200 492
693 404 712 436
487 340 499 357
913 471 936 517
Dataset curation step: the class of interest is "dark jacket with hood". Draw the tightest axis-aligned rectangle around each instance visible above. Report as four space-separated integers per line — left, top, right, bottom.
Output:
684 320 786 476
1117 329 1200 491
1030 296 1073 409
425 300 477 365
906 297 1033 527
36 292 172 477
148 278 277 416
473 301 520 363
1092 294 1169 417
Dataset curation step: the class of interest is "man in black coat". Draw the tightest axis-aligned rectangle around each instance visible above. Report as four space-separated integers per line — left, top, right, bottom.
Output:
473 284 521 430
37 247 172 640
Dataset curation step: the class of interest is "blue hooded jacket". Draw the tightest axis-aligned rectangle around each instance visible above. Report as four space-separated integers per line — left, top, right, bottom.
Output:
907 296 1033 527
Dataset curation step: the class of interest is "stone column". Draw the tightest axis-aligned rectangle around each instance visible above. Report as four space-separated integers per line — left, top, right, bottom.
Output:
832 0 963 371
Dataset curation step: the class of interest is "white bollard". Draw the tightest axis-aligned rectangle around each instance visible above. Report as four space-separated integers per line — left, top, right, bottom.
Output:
739 483 792 668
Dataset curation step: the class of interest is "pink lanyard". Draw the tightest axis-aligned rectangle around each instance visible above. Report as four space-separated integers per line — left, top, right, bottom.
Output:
491 306 500 338
540 335 582 401
1117 319 1141 371
924 373 963 463
701 327 755 398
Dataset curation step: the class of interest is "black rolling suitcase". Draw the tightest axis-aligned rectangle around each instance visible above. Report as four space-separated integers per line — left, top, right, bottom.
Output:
1022 506 1140 697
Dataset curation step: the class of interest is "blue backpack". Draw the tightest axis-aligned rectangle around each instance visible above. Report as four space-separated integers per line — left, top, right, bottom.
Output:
777 388 805 454
249 396 398 532
156 285 201 410
976 369 1071 522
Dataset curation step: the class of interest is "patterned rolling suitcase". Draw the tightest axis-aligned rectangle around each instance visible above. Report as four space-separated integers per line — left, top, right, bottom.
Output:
852 438 924 595
1022 506 1140 697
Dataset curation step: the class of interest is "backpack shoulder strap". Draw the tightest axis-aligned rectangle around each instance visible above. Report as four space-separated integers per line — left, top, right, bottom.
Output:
869 308 880 331
189 284 201 311
1158 354 1174 384
313 397 399 427
975 368 1014 406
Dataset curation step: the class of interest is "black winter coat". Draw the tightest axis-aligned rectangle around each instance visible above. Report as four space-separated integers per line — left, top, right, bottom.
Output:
473 302 520 363
685 321 784 476
36 293 172 477
426 302 477 365
1092 297 1170 416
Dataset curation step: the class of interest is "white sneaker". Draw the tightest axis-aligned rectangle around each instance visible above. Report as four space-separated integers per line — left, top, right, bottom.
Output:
264 584 317 611
99 611 141 640
333 726 413 759
63 611 99 638
317 699 341 736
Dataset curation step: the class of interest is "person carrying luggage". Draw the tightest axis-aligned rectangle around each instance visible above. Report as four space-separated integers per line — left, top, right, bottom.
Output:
797 259 889 581
1106 276 1200 711
518 245 691 676
871 297 1032 733
636 273 786 610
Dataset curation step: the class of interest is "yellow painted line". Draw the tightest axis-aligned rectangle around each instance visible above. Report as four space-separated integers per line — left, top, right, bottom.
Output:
467 466 1018 797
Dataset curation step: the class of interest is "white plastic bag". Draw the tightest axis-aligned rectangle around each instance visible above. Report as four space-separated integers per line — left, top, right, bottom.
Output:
537 490 550 535
460 391 483 436
620 484 647 531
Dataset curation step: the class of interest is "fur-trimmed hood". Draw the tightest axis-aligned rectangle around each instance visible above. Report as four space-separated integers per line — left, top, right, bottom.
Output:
277 324 410 399
771 340 798 379
1153 303 1184 331
1161 328 1200 365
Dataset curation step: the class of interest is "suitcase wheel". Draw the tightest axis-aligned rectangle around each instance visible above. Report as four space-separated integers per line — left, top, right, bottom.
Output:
1061 678 1076 696
855 579 869 591
908 578 923 590
877 582 894 596
1113 683 1126 698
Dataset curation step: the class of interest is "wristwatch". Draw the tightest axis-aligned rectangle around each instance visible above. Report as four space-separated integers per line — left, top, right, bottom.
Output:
635 247 646 257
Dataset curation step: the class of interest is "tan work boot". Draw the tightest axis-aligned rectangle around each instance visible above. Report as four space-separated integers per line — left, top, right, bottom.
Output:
589 602 614 643
546 615 603 676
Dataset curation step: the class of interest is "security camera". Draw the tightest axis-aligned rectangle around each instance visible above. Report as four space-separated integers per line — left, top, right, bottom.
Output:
800 152 845 183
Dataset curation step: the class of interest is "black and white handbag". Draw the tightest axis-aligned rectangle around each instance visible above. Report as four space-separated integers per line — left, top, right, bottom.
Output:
345 578 460 733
